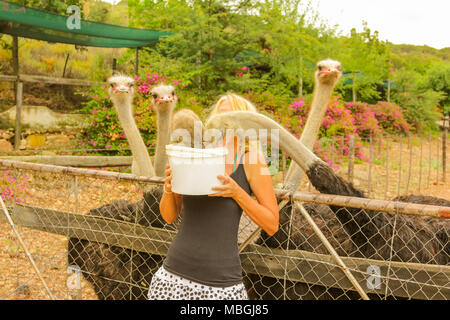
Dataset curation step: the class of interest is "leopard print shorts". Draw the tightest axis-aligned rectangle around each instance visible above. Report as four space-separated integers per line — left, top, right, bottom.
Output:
147 266 249 300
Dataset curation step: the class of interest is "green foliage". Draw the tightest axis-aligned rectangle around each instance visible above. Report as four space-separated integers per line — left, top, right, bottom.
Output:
75 84 156 155
2 0 448 135
126 0 332 96
75 71 206 155
425 62 450 115
333 23 391 102
7 0 82 15
391 68 443 131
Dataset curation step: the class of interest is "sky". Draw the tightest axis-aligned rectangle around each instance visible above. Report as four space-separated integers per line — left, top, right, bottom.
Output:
312 0 449 49
102 0 449 49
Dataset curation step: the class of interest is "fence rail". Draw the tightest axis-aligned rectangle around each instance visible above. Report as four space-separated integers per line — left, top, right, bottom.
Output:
0 160 449 300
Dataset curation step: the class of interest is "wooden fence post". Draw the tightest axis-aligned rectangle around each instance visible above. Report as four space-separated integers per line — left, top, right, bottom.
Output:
436 136 440 185
331 137 335 168
112 58 117 74
428 132 432 188
14 81 23 151
368 134 373 197
385 135 389 199
406 135 412 194
397 138 403 197
62 53 70 78
348 135 355 183
419 137 423 193
378 133 382 157
12 35 19 105
443 117 447 183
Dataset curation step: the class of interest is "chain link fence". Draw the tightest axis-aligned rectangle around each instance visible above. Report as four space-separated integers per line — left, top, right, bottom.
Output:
0 160 449 300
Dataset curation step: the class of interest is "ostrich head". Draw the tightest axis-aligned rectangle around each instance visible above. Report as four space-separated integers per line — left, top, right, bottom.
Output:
315 59 343 85
150 84 178 115
107 75 135 107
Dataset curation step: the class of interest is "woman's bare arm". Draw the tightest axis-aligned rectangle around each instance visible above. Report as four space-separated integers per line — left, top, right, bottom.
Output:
159 164 183 224
210 152 279 235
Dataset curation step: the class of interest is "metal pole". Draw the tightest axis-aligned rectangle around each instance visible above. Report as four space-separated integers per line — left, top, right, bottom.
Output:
0 197 55 300
294 201 370 300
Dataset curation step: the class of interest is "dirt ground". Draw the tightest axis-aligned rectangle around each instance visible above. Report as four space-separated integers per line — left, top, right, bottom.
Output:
0 134 448 300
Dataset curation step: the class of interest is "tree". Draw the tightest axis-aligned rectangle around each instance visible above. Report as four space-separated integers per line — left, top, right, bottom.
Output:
8 0 82 15
425 62 450 116
333 23 391 102
391 68 443 131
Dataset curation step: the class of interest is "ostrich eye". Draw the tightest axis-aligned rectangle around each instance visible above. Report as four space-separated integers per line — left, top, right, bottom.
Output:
318 65 323 71
110 83 115 88
152 93 158 99
171 91 175 96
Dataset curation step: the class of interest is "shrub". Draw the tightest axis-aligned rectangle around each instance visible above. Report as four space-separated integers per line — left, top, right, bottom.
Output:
0 171 28 204
371 101 410 135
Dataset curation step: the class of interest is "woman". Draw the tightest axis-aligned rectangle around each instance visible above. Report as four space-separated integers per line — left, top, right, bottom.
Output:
148 93 279 300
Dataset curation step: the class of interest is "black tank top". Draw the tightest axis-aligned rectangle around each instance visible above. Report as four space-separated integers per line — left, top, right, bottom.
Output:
163 155 252 287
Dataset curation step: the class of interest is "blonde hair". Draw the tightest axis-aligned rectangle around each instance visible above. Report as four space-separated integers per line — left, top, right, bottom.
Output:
209 93 257 117
208 93 260 153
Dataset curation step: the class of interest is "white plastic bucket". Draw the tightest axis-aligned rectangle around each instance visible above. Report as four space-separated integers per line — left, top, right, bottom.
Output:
165 144 228 195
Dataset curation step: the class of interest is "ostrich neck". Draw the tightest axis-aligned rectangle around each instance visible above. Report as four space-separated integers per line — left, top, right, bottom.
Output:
154 107 173 177
206 111 318 174
301 81 336 148
115 101 155 177
283 80 336 192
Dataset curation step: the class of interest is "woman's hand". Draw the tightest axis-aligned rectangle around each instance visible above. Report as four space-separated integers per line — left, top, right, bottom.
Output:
164 163 173 193
159 163 182 224
208 174 242 199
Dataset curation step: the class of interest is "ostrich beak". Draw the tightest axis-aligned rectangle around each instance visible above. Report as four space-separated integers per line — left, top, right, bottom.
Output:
319 67 340 75
115 84 130 93
156 95 175 103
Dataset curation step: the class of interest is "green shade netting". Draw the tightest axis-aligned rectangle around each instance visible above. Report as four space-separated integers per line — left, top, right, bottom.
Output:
0 1 173 47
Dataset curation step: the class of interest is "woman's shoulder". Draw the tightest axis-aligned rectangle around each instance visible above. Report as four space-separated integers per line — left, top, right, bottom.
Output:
243 150 267 165
242 150 270 177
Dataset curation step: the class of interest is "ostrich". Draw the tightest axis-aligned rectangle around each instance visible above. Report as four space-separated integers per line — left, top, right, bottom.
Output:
67 77 178 300
170 108 203 148
283 59 342 192
107 75 155 177
206 110 449 299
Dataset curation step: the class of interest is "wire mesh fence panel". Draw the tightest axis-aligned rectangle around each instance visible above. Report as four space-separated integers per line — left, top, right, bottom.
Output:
0 161 449 300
